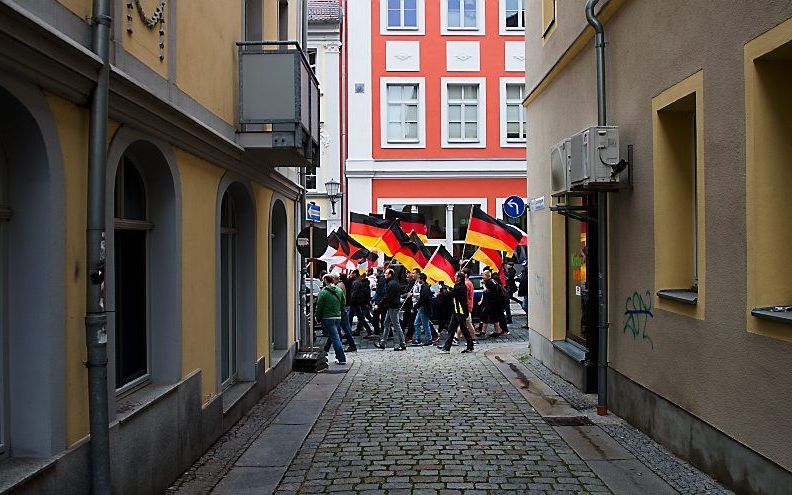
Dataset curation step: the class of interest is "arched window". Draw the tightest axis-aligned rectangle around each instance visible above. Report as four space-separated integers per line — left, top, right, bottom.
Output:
219 193 238 388
114 157 153 391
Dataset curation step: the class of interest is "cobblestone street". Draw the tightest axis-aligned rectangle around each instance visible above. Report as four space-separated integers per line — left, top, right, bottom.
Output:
169 311 731 495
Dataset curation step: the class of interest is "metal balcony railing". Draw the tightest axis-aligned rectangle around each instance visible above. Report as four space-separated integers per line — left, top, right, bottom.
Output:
237 41 320 167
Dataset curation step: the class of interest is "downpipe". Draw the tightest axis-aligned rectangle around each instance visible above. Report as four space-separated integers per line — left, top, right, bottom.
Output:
85 0 112 492
585 0 610 416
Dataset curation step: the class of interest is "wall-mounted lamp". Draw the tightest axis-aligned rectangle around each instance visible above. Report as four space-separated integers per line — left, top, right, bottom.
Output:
325 179 340 215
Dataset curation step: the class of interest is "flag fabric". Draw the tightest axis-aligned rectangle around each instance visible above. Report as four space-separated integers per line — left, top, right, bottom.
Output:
319 228 366 265
464 206 524 253
472 247 503 271
424 245 457 286
409 232 433 266
385 208 429 242
349 212 394 250
394 241 426 271
377 222 410 258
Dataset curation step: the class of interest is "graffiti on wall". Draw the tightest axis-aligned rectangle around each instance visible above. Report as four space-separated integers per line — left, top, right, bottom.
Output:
623 290 654 349
533 273 547 304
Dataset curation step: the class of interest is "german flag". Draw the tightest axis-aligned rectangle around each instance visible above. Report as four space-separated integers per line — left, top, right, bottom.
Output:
319 228 364 265
409 232 433 267
394 239 430 271
385 208 428 242
472 247 503 271
465 206 524 253
424 245 457 286
377 222 410 258
349 212 394 251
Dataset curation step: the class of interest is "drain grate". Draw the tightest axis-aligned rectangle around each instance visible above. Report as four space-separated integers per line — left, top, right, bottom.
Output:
544 416 592 426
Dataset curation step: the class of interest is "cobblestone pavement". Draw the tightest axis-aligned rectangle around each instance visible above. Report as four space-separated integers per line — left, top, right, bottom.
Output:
274 339 611 494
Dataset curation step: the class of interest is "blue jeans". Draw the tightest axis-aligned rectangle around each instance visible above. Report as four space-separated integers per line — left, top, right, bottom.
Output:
322 318 346 363
414 310 432 344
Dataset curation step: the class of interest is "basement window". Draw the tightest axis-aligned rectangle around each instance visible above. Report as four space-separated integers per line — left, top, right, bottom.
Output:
745 19 792 338
652 71 705 319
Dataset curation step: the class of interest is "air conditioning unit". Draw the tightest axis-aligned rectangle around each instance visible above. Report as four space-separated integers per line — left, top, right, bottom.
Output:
550 138 571 196
568 126 620 191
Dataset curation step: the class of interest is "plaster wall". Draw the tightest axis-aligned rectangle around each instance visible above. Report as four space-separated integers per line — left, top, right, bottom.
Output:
254 185 273 364
54 0 91 21
122 0 169 79
176 149 224 403
175 1 241 124
524 0 792 472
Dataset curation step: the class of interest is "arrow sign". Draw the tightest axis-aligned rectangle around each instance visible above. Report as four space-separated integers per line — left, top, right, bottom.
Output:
502 195 526 218
306 202 321 222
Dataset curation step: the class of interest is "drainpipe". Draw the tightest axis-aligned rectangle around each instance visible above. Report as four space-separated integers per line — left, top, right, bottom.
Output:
585 0 609 417
85 0 112 491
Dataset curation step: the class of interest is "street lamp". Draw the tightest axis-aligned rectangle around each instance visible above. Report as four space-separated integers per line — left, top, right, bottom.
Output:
325 179 340 215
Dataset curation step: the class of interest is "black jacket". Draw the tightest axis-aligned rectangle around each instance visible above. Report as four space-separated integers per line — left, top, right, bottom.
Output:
381 278 401 309
350 277 370 306
452 281 469 316
518 268 528 297
414 283 433 312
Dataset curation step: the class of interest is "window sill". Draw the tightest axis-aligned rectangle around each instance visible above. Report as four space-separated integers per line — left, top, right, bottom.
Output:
221 380 255 415
656 289 698 305
386 27 419 31
115 381 178 425
553 339 587 363
0 457 56 494
751 306 792 325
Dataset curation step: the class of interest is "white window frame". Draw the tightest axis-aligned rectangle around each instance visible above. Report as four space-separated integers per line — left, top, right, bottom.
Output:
500 78 527 147
441 77 487 149
499 0 526 35
381 0 425 35
380 77 426 149
441 0 485 35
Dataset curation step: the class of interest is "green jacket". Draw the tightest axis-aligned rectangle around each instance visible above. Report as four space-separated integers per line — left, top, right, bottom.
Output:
315 284 345 320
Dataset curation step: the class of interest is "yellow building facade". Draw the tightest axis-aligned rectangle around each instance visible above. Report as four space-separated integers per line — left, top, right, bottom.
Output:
0 1 314 493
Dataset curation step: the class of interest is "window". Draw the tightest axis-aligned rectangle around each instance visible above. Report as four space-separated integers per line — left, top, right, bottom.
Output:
386 83 419 143
244 0 263 41
219 194 238 389
114 157 153 391
505 83 527 143
306 163 317 190
506 0 525 30
565 197 593 347
448 84 478 142
387 0 418 29
278 0 289 41
307 48 317 74
745 19 792 338
448 0 477 29
541 0 555 36
652 71 704 319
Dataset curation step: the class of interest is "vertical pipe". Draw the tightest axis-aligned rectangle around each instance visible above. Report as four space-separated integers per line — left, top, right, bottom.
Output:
585 0 609 416
85 0 112 491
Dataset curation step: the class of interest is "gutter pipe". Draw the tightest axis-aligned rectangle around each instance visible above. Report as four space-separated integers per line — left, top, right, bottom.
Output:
85 0 112 492
585 0 610 416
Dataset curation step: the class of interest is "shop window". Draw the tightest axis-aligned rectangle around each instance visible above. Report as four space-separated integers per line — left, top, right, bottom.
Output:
745 19 792 340
652 71 705 319
565 198 590 347
114 158 153 391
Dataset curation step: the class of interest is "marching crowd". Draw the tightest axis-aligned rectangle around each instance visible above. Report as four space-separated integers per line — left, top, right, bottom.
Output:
313 262 529 365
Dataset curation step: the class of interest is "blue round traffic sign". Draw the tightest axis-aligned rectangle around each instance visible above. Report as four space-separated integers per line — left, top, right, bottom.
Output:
502 195 526 218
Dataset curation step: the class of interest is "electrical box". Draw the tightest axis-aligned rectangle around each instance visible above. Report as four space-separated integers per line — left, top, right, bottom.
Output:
550 138 571 196
568 126 620 191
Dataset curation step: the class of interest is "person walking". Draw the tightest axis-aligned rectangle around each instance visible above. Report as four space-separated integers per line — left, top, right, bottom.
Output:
402 269 418 342
518 262 529 328
375 268 406 351
479 270 503 338
457 267 478 343
315 274 347 365
331 273 357 352
372 267 387 334
350 270 373 336
439 272 475 353
412 272 433 346
491 270 511 335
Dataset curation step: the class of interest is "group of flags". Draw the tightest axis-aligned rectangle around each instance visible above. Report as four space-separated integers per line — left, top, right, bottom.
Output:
318 206 527 286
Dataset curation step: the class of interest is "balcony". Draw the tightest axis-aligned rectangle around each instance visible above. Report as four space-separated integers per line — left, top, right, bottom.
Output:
237 41 320 167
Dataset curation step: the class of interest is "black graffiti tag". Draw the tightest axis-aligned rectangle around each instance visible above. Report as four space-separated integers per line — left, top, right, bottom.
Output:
623 290 654 349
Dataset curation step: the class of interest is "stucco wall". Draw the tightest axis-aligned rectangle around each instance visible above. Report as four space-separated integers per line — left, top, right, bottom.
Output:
177 149 224 402
254 185 273 364
122 0 169 79
525 0 792 471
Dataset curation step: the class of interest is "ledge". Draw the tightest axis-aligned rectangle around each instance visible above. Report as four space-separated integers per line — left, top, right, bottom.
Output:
657 289 698 305
552 339 587 364
751 306 792 325
221 380 255 415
